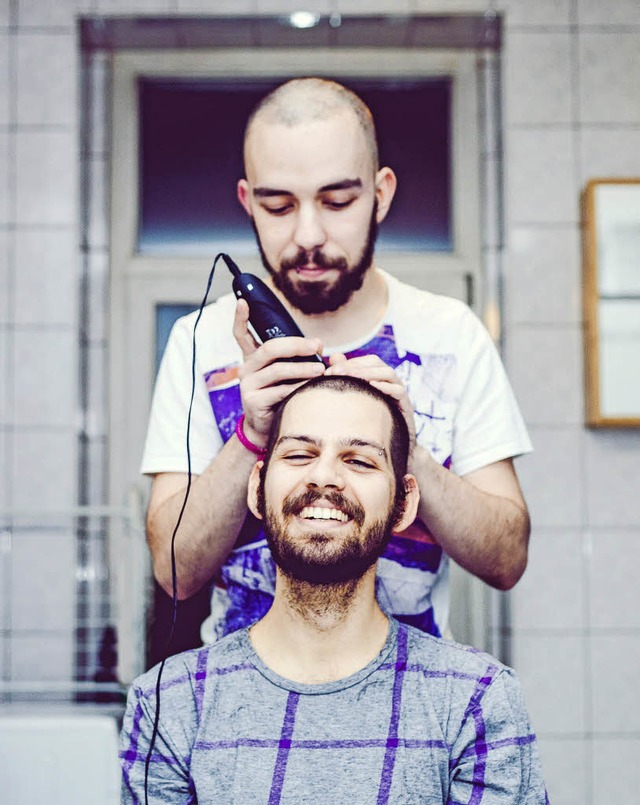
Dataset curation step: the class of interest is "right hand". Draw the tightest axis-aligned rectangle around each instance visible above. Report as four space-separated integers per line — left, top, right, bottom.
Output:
233 299 325 447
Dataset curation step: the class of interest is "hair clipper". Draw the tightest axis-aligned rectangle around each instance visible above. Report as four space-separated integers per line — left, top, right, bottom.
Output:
222 253 323 364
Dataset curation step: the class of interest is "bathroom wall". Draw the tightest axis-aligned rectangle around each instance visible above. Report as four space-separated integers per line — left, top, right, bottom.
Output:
1 1 639 802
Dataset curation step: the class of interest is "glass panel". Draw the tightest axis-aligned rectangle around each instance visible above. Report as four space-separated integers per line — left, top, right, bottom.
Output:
155 303 198 373
138 77 452 255
598 299 640 417
595 183 640 296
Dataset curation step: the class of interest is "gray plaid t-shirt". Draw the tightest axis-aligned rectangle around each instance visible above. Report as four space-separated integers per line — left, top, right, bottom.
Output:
120 619 548 804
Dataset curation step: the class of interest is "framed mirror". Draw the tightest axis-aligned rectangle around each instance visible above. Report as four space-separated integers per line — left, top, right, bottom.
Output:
582 178 640 427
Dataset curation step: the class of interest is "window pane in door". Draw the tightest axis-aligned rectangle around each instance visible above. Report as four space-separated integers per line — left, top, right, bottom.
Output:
138 77 452 255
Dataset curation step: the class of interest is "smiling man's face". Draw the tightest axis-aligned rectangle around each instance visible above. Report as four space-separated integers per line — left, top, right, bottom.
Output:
249 387 401 584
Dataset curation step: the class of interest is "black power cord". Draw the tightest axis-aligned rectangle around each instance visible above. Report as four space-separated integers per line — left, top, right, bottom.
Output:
143 253 225 804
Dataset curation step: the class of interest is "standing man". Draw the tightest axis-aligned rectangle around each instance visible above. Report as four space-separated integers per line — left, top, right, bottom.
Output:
122 376 547 804
141 77 532 644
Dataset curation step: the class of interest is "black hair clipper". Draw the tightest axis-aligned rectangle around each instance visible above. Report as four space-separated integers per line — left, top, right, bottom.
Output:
222 253 323 364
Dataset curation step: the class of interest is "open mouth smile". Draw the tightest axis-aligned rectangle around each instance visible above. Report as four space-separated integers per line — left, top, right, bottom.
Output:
299 506 350 523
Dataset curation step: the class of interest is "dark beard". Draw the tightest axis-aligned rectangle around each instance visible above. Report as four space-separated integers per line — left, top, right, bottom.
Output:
261 488 394 585
253 204 378 315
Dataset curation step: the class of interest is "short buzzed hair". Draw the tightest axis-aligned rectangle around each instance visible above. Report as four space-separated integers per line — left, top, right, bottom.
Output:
244 77 379 171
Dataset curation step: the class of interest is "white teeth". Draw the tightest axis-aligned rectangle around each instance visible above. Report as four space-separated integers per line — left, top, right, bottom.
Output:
299 506 349 522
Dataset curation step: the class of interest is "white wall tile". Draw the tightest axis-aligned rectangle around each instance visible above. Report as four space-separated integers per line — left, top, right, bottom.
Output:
0 133 10 225
96 0 172 11
0 327 8 427
14 230 78 327
414 0 487 12
591 634 640 733
86 53 110 158
511 634 587 735
511 528 586 631
506 128 577 225
580 128 640 184
87 250 108 344
0 230 9 324
17 32 77 127
176 0 257 11
585 430 640 527
0 32 9 127
537 737 589 805
11 429 77 513
11 530 75 630
16 131 77 226
0 1 10 26
86 156 108 251
12 328 77 428
579 33 640 125
330 0 410 16
589 529 640 630
592 738 640 804
505 225 581 326
0 429 8 512
515 426 584 528
501 0 573 27
10 631 74 681
578 0 640 25
505 32 572 125
258 0 332 12
87 343 107 438
505 325 583 425
17 0 93 27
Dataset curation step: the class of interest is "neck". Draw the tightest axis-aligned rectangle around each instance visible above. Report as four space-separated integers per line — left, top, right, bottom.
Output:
268 266 388 348
249 567 389 684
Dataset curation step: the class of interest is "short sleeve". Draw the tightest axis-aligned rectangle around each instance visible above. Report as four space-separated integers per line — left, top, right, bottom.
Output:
448 667 549 804
140 314 224 477
450 311 532 476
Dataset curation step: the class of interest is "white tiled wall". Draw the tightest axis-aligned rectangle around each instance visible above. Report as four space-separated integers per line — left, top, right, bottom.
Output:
1 1 639 802
502 2 640 802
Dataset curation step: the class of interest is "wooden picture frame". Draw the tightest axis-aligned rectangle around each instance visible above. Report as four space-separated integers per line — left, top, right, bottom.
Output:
582 178 640 427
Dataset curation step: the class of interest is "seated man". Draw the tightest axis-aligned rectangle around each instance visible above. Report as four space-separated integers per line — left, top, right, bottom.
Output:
120 376 548 804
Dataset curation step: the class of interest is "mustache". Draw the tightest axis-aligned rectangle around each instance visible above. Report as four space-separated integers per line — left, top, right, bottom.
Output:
281 248 348 273
282 489 365 527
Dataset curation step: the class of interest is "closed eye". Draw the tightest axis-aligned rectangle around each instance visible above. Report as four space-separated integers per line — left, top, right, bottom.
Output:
324 199 354 210
345 458 377 470
282 452 316 463
263 203 293 216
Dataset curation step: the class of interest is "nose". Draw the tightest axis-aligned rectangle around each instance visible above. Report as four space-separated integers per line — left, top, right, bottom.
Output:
293 203 327 253
304 455 345 491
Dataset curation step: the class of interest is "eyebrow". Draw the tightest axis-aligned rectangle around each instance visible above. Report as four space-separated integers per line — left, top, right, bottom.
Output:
252 178 363 199
275 434 388 461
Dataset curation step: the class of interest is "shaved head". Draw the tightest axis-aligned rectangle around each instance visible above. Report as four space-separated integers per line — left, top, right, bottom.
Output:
244 77 379 173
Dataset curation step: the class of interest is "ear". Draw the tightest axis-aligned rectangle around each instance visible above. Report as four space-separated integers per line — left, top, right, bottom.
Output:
393 474 420 533
237 178 253 217
374 166 397 224
247 461 264 520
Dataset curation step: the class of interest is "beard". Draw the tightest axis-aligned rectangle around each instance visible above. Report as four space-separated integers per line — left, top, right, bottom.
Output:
261 488 394 586
253 203 379 315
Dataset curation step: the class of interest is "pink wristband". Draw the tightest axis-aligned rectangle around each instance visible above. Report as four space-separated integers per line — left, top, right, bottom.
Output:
235 414 266 460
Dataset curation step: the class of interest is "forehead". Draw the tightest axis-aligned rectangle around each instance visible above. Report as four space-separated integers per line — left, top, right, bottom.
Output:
244 112 374 189
278 388 393 451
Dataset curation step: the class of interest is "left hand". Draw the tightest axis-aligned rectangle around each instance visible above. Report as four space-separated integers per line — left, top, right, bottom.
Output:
325 353 416 455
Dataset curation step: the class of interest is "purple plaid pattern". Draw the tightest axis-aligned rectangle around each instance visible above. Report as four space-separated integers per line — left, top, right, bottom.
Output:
120 621 549 804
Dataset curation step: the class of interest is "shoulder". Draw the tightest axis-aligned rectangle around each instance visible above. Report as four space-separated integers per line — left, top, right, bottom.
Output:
172 291 237 339
401 622 510 683
164 291 239 364
380 269 484 338
131 630 249 702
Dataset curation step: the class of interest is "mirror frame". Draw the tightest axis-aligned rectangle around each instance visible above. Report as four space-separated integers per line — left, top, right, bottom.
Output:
582 177 640 427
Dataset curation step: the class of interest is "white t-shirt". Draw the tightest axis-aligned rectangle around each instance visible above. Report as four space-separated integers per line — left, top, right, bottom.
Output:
142 270 532 640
